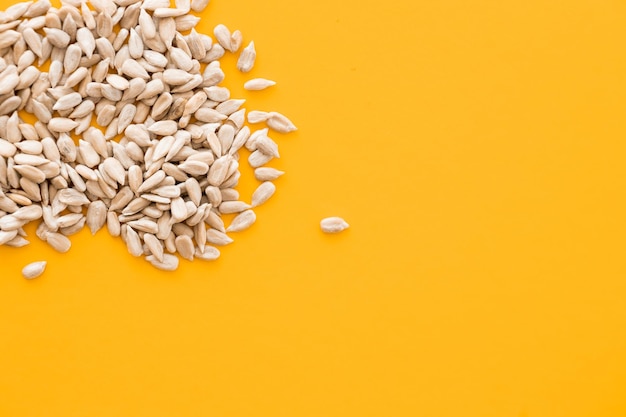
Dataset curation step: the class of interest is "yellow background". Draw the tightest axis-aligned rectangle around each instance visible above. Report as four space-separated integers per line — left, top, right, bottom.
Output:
2 0 626 415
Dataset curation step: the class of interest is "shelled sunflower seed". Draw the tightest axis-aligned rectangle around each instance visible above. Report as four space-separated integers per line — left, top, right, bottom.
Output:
0 0 297 272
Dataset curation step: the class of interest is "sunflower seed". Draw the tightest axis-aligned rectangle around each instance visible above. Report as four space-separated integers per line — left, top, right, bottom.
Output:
86 200 107 234
251 181 276 207
226 209 256 232
53 92 82 111
267 111 297 133
254 167 284 181
46 232 71 252
320 217 350 234
247 110 270 123
236 41 256 73
22 261 47 279
243 78 276 91
218 201 250 214
146 253 179 271
174 235 194 261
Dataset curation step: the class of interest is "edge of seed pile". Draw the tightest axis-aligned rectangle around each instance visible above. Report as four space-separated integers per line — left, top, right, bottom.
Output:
0 0 297 273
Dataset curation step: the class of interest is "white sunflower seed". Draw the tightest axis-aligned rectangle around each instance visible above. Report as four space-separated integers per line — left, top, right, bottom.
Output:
226 209 256 232
46 232 71 252
254 167 284 181
320 217 350 234
251 181 276 207
22 261 47 279
236 41 256 73
146 253 179 271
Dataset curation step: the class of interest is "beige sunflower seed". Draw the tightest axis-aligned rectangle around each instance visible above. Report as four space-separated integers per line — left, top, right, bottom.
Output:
190 0 208 12
226 209 256 232
174 235 194 261
48 117 78 132
107 211 121 237
194 107 227 123
117 103 137 133
170 196 187 222
124 225 143 257
227 109 246 130
0 30 20 49
146 253 179 271
127 218 158 234
0 214 25 231
254 167 285 181
0 72 19 95
215 99 244 116
251 181 276 207
53 92 82 111
137 170 165 194
218 201 250 214
13 165 46 183
320 217 350 234
16 66 39 89
205 228 232 246
247 110 270 124
46 232 71 252
147 120 178 136
106 73 129 90
121 59 149 79
23 28 43 57
44 27 70 48
56 213 84 228
85 200 107 234
22 261 47 279
63 44 82 74
123 197 151 215
0 229 18 245
14 154 48 166
192 245 219 262
255 135 280 158
143 233 164 262
0 139 16 157
169 47 193 71
236 41 256 73
243 78 276 91
248 149 273 168
76 27 95 58
266 111 297 133
205 85 229 102
175 14 199 31
56 188 90 206
96 104 115 126
78 140 101 168
230 30 243 52
162 68 193 86
213 24 232 52
96 11 113 38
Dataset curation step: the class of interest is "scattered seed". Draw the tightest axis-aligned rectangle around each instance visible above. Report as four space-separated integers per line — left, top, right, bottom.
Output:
22 261 46 279
237 41 256 73
320 217 350 234
244 78 276 91
251 181 276 207
227 209 256 232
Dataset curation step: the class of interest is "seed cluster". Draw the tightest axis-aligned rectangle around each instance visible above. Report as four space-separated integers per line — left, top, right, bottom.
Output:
0 0 296 273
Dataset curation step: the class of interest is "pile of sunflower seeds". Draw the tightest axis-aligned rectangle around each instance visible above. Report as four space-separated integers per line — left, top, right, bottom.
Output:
0 0 296 272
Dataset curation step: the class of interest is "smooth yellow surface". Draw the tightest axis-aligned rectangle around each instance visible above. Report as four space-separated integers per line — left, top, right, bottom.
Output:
2 0 626 416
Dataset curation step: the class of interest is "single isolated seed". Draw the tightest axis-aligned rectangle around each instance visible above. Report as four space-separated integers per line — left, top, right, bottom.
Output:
22 261 47 279
320 217 350 234
244 78 276 91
